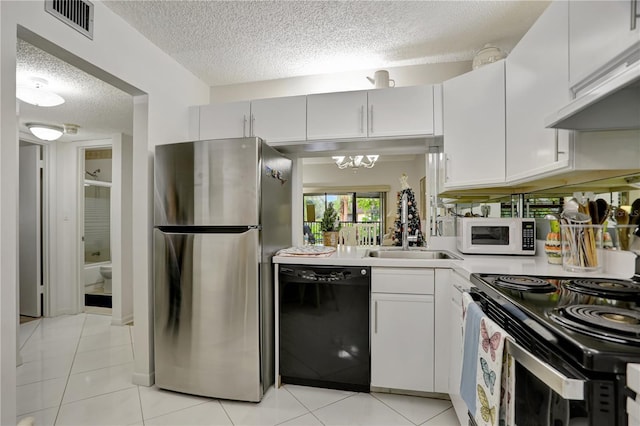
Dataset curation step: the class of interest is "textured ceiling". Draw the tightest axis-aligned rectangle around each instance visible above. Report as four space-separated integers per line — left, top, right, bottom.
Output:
16 39 133 143
104 0 550 86
17 0 549 144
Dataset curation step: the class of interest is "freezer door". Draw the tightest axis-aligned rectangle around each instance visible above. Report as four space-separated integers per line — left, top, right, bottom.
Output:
153 228 262 401
154 138 260 226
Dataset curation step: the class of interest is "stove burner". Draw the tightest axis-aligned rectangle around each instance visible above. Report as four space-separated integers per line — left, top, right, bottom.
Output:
564 279 640 300
551 305 640 344
493 275 557 293
601 312 639 325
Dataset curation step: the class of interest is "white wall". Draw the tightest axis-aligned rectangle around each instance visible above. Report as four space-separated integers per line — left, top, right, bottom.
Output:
211 62 471 102
1 2 209 422
112 133 134 326
302 156 427 237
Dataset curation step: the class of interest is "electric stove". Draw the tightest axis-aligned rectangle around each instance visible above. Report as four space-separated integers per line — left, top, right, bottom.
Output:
469 273 640 426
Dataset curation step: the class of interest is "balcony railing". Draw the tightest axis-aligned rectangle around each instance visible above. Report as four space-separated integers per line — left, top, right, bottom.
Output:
303 221 382 245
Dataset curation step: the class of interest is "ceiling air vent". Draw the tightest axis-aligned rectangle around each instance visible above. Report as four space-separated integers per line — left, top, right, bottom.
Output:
45 0 94 40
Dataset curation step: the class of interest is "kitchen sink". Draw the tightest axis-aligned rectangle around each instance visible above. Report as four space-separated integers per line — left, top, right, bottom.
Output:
365 248 462 260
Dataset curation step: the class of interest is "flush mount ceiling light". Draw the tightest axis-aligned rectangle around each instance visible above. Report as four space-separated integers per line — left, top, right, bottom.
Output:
26 123 65 141
332 155 379 170
16 77 65 107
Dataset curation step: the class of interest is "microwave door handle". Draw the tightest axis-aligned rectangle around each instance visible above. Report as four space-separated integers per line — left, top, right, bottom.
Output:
505 339 585 400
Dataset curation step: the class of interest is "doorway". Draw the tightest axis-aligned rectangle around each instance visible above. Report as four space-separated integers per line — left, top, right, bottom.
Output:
82 147 113 314
18 141 44 320
16 35 135 322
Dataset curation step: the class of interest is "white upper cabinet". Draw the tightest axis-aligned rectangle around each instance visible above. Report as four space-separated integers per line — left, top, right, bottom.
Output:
367 86 435 137
569 0 640 91
506 1 572 182
307 91 368 140
199 101 251 140
443 60 506 189
250 96 307 143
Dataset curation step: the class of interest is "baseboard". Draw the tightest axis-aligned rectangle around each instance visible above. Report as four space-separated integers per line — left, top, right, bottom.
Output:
132 371 155 387
112 313 134 326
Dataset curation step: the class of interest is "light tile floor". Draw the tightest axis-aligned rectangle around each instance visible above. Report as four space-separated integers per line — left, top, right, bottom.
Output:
17 313 461 426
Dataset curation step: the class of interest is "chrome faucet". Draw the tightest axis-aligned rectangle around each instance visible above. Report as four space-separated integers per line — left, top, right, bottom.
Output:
401 193 419 250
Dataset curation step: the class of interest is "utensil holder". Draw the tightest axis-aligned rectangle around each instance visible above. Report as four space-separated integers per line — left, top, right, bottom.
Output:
560 224 604 272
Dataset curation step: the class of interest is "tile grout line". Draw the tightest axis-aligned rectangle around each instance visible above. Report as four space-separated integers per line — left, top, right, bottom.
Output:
369 392 422 426
135 385 145 425
218 399 237 425
420 407 457 426
53 313 88 426
279 385 328 425
141 399 216 424
19 318 42 351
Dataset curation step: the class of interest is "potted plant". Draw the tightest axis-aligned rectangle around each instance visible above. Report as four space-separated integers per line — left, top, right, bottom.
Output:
321 202 340 247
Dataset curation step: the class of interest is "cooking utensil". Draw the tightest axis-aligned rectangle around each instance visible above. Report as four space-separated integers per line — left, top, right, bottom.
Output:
616 207 629 225
630 198 640 225
588 201 599 225
595 199 610 225
616 207 630 250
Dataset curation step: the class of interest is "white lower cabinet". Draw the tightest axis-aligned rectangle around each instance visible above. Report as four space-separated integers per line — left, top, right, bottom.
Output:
371 268 435 392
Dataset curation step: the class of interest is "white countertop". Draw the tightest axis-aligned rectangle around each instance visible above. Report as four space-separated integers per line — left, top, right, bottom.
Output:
272 238 637 281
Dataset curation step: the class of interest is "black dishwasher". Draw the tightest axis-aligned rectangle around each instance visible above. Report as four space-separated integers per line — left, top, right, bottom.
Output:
279 264 370 392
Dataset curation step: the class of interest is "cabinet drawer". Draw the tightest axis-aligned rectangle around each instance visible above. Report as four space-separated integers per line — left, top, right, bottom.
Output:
371 267 434 294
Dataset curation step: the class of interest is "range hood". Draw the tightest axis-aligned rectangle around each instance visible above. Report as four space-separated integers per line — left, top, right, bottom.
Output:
546 61 640 131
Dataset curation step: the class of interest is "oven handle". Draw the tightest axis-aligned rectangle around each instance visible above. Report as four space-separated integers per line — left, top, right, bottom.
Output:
505 338 585 400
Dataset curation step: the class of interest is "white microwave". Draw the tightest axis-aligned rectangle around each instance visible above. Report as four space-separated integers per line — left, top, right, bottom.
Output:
456 217 536 255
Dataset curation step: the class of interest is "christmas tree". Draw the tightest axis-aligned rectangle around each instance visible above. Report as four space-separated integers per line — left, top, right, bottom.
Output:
392 174 425 247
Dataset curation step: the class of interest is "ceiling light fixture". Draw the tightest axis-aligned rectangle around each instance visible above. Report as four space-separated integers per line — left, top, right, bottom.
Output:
332 155 379 171
26 123 65 141
16 77 65 107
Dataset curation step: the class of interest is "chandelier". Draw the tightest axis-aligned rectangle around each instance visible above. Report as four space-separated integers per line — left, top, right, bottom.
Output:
332 155 379 170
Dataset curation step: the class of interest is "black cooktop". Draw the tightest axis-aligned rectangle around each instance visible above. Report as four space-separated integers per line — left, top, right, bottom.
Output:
470 273 640 374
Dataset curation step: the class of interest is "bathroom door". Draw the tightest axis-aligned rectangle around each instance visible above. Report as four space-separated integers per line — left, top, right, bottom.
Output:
19 144 42 317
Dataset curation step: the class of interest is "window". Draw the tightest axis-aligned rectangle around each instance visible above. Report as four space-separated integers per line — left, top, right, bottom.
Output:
303 192 385 244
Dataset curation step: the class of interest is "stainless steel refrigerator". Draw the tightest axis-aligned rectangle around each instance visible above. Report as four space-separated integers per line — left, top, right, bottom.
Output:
153 137 291 401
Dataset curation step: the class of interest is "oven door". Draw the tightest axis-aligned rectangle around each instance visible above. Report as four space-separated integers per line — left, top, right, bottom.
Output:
506 340 589 426
467 337 590 426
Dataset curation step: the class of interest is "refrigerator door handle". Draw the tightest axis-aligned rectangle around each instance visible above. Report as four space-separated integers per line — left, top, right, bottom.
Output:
156 225 261 233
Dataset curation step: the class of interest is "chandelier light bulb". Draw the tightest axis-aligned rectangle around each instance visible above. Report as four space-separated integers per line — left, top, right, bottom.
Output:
332 154 379 170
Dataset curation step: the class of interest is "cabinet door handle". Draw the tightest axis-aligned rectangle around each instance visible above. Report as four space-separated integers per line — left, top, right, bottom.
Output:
444 154 450 182
251 114 255 137
243 115 247 137
374 300 378 333
370 105 374 134
554 129 567 160
360 105 364 134
632 0 639 30
452 284 465 292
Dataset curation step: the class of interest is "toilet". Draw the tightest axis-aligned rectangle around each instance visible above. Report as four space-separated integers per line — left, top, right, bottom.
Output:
99 265 112 294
